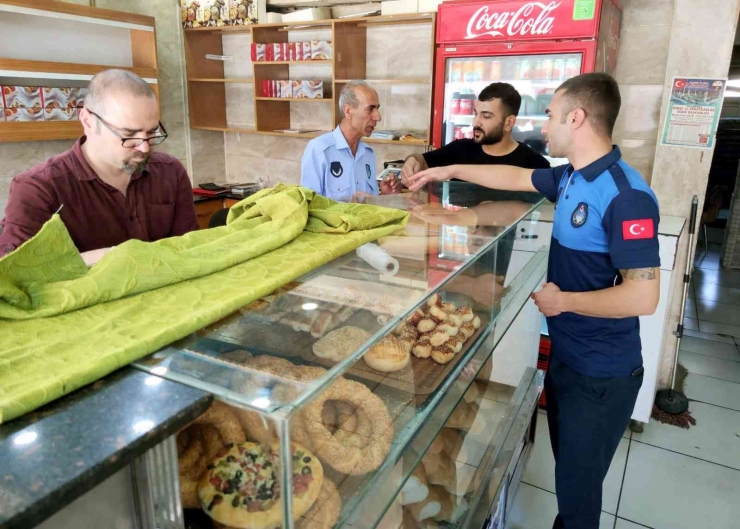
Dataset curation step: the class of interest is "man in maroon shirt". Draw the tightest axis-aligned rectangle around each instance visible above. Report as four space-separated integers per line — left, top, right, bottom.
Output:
0 69 198 265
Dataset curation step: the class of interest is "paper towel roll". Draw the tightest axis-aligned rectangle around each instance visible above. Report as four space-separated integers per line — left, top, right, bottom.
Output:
356 243 399 276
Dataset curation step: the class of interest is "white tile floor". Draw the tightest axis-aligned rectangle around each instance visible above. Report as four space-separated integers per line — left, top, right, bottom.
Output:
509 238 740 529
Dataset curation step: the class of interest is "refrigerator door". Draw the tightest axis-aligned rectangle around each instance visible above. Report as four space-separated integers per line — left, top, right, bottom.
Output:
432 41 597 160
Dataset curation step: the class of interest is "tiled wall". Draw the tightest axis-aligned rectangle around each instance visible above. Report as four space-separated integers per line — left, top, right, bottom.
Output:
612 0 675 185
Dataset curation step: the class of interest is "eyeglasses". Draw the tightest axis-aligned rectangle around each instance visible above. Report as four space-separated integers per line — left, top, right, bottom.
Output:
86 109 168 148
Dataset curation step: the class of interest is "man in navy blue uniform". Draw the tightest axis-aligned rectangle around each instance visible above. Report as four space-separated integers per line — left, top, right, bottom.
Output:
405 73 660 529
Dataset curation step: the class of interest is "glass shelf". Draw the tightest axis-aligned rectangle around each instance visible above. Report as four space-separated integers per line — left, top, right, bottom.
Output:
133 183 549 529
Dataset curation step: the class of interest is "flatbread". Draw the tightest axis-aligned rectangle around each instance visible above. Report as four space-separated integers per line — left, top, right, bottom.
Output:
312 326 370 362
198 442 323 529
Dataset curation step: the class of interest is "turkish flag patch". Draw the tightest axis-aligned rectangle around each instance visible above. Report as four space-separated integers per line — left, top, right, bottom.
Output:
622 219 655 240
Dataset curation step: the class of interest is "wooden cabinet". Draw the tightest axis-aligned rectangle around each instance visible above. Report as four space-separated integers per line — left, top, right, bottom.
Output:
0 0 159 143
194 198 224 230
183 14 435 146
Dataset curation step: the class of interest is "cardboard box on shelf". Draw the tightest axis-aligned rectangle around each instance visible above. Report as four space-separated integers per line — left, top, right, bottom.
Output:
44 103 78 121
3 86 42 109
266 12 282 23
5 107 44 122
251 43 267 62
229 0 260 25
302 42 312 60
310 40 332 60
282 7 331 23
295 80 324 99
279 80 293 98
272 43 283 62
381 0 419 16
181 0 230 29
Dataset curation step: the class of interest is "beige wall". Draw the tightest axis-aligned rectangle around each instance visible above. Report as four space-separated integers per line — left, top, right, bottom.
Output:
650 0 740 388
0 0 224 216
612 0 675 185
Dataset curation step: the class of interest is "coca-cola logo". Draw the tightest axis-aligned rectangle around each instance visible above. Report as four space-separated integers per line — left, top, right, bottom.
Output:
465 1 562 40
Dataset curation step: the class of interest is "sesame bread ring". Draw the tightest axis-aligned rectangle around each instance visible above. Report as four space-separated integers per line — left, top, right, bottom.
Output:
188 425 225 481
178 428 204 476
177 428 191 455
247 355 296 377
333 401 359 433
322 401 339 432
193 401 247 446
235 409 277 445
298 478 342 529
301 378 393 475
181 473 201 509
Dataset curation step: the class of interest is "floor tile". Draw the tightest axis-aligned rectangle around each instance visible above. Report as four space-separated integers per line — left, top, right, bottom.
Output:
683 329 735 344
508 483 616 529
694 299 740 327
682 317 699 331
695 255 721 271
635 402 740 470
679 336 740 362
683 373 740 412
693 282 740 306
680 351 740 383
619 442 740 529
695 320 740 339
693 268 740 289
522 415 629 514
615 519 652 529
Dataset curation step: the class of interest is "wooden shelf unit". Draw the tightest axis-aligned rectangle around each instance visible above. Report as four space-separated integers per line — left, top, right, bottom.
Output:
183 13 435 144
0 0 159 143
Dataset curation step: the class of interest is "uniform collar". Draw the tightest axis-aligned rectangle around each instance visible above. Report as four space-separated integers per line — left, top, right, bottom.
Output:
575 145 622 182
332 126 368 156
72 136 148 182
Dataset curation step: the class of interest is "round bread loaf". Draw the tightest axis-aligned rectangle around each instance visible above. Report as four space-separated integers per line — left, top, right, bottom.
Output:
363 336 410 372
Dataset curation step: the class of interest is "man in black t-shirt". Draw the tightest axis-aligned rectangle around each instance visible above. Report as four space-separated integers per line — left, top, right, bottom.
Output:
402 83 550 286
401 82 550 183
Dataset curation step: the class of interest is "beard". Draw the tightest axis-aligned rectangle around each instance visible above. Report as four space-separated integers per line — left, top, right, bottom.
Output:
473 122 505 145
121 154 150 174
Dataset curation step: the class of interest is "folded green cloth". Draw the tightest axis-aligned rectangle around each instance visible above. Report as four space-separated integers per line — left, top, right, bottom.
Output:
0 185 408 423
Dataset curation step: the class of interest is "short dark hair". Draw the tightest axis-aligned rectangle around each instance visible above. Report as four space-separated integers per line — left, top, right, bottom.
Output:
556 73 621 137
478 83 521 117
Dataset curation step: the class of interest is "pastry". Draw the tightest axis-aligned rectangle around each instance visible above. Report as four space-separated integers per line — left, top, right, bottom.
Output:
426 452 456 492
459 323 475 341
426 293 441 308
463 381 481 404
472 315 481 329
454 307 474 323
436 323 459 336
301 378 393 475
445 402 479 431
401 463 429 505
312 326 371 362
412 342 432 359
406 485 443 521
417 332 433 343
447 313 464 327
428 305 448 324
198 442 323 529
364 336 410 373
417 319 437 333
446 338 463 354
431 345 455 365
398 333 417 354
407 308 425 326
429 331 449 347
440 302 457 314
298 478 341 529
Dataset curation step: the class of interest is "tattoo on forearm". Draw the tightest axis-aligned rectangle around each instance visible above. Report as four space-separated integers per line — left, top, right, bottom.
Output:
620 267 657 282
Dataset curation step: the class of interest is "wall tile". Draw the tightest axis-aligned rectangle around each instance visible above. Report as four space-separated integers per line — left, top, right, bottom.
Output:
385 85 432 132
383 24 433 80
223 34 253 79
615 138 657 184
157 40 185 85
159 82 186 123
41 139 77 160
0 143 45 180
225 83 255 127
0 176 14 212
291 102 334 131
159 121 188 161
190 128 225 160
614 24 672 85
620 0 674 27
261 135 311 163
612 85 664 141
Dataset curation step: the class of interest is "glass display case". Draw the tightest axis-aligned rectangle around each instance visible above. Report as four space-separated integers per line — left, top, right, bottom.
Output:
133 183 549 529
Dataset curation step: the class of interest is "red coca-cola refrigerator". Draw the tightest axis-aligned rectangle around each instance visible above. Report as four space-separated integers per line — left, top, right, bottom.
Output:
432 0 622 152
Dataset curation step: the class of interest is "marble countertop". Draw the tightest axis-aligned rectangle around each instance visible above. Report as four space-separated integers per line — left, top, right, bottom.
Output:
0 368 212 529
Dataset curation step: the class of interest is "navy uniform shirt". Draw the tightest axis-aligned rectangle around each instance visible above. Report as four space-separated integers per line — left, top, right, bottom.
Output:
531 146 660 377
300 126 377 202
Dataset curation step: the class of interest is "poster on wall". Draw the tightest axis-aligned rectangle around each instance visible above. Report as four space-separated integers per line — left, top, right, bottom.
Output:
660 77 727 149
